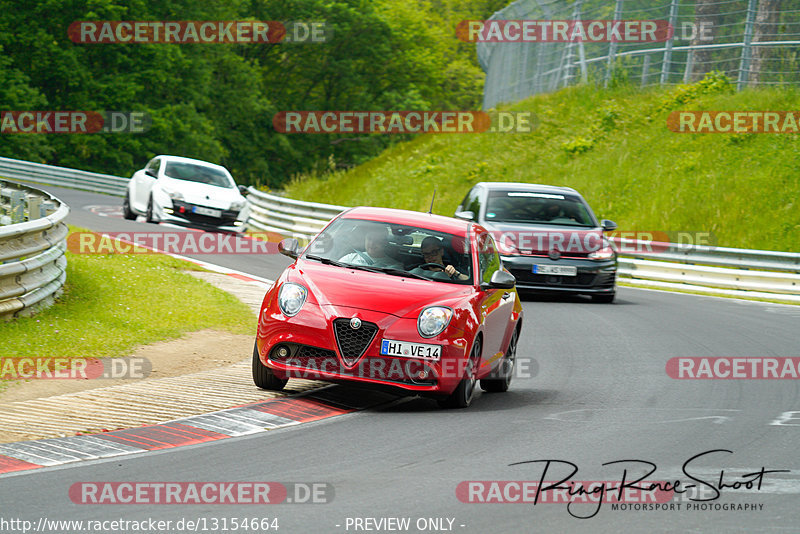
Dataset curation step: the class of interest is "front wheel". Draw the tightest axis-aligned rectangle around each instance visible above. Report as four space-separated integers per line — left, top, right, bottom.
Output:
481 326 518 393
438 337 481 409
252 341 287 391
122 193 137 220
145 196 157 224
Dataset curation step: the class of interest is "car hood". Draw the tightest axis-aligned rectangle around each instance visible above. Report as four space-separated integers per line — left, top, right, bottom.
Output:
482 221 604 254
158 177 243 208
289 260 472 318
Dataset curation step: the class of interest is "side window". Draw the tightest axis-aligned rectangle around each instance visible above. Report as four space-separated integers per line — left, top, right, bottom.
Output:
477 232 501 285
146 158 161 176
458 187 482 216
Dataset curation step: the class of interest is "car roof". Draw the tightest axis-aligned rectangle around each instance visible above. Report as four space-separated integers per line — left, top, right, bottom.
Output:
341 206 473 235
475 182 580 195
154 155 230 172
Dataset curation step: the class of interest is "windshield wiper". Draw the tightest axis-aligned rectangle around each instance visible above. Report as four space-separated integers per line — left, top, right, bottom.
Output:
365 266 429 280
305 254 349 268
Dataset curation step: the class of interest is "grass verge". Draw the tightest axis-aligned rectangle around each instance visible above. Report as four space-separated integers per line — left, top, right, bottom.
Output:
282 75 800 252
1 226 256 364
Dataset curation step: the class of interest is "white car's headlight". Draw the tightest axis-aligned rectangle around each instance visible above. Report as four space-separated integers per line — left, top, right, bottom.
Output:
230 200 246 211
162 187 184 201
417 306 453 338
278 283 308 317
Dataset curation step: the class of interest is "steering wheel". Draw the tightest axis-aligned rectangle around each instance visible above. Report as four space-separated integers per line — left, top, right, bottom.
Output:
417 262 459 280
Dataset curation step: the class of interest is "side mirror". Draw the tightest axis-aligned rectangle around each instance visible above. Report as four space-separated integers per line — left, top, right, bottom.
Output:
485 269 516 290
238 184 249 196
278 238 300 259
145 168 157 179
454 210 475 221
601 219 617 232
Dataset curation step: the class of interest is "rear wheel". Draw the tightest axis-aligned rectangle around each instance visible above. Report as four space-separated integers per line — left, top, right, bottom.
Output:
481 326 518 393
122 193 137 220
252 341 287 390
438 337 481 409
591 292 615 303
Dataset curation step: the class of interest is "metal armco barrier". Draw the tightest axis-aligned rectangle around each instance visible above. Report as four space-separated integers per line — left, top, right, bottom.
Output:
0 156 128 196
1 155 796 302
245 187 346 240
244 193 800 302
0 181 69 319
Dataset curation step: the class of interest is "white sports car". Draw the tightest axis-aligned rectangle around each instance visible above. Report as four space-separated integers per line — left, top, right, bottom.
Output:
123 155 250 232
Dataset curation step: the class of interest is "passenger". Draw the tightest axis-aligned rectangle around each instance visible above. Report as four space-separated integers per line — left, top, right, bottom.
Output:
411 236 468 281
339 230 403 268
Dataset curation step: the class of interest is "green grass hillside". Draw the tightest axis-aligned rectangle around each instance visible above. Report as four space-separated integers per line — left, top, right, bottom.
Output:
283 76 800 252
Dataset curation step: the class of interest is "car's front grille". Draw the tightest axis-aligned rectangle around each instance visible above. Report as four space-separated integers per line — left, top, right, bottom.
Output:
509 269 599 288
171 200 239 225
333 318 378 366
271 345 338 370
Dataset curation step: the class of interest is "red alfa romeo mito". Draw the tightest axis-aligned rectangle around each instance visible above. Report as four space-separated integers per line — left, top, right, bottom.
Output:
253 206 523 408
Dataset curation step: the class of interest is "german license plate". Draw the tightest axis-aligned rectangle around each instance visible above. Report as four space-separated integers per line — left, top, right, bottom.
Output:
193 206 222 218
380 339 441 360
533 264 577 276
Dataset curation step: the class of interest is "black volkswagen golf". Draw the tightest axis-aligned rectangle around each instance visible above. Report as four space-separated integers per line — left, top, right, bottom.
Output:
455 182 618 302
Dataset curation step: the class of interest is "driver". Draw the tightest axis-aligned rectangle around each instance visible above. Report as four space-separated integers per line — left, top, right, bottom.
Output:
411 236 468 280
339 229 403 269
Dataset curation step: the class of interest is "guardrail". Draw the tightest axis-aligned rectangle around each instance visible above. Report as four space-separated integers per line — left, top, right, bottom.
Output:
245 187 346 240
1 155 795 303
0 156 128 196
611 238 800 302
242 192 800 302
0 181 70 320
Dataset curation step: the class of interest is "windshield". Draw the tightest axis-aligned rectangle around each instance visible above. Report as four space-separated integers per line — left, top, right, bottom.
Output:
304 218 473 284
164 162 234 188
485 191 596 227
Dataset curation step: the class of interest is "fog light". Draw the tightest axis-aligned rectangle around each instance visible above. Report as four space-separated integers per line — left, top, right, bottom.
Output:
418 371 428 379
276 346 289 358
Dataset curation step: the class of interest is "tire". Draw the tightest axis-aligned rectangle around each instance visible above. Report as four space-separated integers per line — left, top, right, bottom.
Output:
122 193 137 220
481 326 518 393
145 196 157 224
591 292 615 303
252 341 287 391
438 337 481 409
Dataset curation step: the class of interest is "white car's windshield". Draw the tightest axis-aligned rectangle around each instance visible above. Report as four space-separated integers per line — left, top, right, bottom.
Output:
164 162 234 188
304 218 473 284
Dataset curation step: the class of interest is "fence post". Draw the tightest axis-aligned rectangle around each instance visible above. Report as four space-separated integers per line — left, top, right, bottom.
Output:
604 0 624 87
562 0 584 88
641 54 651 86
10 190 25 224
683 49 695 83
661 0 680 84
27 195 42 220
737 0 758 90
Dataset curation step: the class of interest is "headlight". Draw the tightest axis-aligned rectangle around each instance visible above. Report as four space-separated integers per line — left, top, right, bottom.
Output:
162 188 184 201
417 306 453 338
588 246 615 260
278 283 308 317
230 200 246 211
